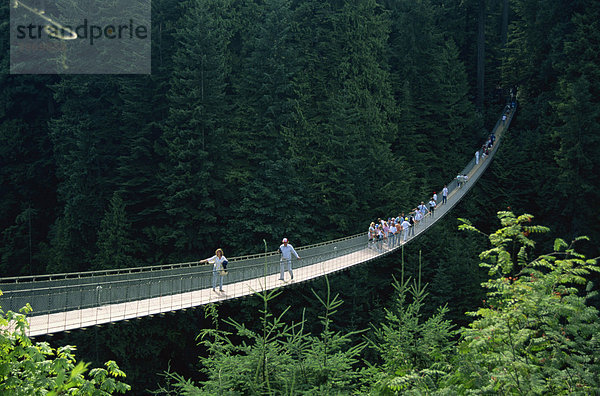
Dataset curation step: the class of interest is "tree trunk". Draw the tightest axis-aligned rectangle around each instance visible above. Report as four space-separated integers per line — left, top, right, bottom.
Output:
501 0 509 45
476 0 486 110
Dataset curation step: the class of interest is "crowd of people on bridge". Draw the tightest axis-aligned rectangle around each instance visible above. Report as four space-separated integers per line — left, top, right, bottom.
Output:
367 101 512 253
367 187 445 253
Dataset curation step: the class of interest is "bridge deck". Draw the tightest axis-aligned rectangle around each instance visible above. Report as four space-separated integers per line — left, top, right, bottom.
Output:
2 106 516 337
27 248 381 336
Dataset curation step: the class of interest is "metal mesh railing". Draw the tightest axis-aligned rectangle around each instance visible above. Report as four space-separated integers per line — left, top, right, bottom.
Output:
0 105 516 319
0 233 369 316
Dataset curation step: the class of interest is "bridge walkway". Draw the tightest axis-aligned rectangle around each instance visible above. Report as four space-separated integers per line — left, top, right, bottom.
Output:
0 106 517 337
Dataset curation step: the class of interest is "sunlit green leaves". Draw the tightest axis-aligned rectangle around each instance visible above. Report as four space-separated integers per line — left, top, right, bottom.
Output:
0 300 130 395
450 211 600 394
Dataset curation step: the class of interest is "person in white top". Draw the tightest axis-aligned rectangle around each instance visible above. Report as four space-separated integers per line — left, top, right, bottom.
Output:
368 222 376 250
279 238 300 281
418 201 429 220
475 149 480 165
401 217 411 242
428 198 437 217
200 248 228 292
414 209 423 226
442 185 448 205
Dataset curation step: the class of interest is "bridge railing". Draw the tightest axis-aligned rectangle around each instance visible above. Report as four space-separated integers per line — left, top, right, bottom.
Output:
0 105 516 318
0 233 368 316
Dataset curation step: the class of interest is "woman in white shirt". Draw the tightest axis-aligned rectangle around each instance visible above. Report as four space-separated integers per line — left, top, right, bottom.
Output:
200 248 228 292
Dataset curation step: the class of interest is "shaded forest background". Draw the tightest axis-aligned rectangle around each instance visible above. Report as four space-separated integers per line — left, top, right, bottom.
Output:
1 0 599 393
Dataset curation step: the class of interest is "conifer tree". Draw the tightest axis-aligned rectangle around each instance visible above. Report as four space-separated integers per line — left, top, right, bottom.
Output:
160 0 234 259
0 119 53 276
290 0 404 236
46 211 82 274
223 0 313 251
429 39 481 186
0 75 58 275
550 0 600 240
0 203 37 276
364 277 456 394
426 222 488 324
498 0 600 244
156 278 364 394
113 1 180 264
93 192 137 270
116 75 170 264
476 0 486 110
386 0 480 189
501 0 575 107
48 76 124 272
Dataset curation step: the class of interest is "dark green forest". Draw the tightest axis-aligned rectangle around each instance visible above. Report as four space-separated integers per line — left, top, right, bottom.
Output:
1 0 599 394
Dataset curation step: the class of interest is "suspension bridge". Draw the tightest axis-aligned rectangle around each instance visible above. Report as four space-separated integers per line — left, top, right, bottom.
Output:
0 106 516 337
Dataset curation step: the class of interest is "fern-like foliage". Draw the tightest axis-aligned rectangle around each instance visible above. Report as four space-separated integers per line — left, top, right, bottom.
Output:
448 211 600 394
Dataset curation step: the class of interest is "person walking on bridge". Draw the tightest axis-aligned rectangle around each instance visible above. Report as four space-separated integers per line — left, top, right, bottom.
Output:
200 248 228 292
401 217 411 243
368 222 376 250
279 238 300 281
414 209 422 227
428 198 437 218
418 201 429 220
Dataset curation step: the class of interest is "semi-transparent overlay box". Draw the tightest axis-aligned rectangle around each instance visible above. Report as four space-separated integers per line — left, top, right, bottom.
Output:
10 0 150 74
